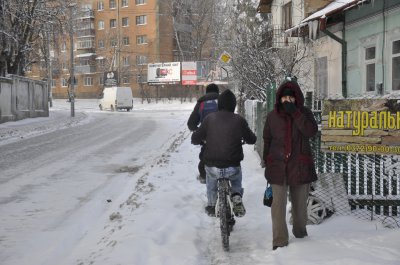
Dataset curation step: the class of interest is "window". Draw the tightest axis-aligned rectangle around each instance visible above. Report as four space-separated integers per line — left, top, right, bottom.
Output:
98 20 104 30
68 76 77 86
315 57 328 98
110 0 116 9
282 1 292 30
40 61 46 70
123 56 130 66
62 78 68 87
78 39 94 49
84 76 93 86
25 65 32 72
136 0 146 4
122 17 129 27
61 41 66 52
79 58 90 66
123 36 130 45
110 38 117 47
51 79 56 87
122 76 130 84
136 55 147 65
110 19 117 28
97 1 104 10
122 0 129 7
98 39 104 48
99 75 104 85
137 74 147 83
392 40 400 91
98 58 105 67
365 46 376 92
137 35 147 44
136 15 147 25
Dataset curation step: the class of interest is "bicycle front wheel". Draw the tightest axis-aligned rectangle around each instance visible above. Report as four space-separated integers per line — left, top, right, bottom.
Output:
218 179 230 251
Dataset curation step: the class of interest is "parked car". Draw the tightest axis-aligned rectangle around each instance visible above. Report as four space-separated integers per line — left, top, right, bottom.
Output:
99 86 133 111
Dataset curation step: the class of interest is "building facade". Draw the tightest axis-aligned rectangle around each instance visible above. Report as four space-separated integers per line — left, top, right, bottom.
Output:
346 0 400 97
36 0 177 99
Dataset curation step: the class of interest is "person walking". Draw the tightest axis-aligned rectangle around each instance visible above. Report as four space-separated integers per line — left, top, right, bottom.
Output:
192 89 257 217
263 79 318 250
187 83 219 184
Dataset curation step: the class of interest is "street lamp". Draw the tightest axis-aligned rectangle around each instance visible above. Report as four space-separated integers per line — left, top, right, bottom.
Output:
68 2 77 117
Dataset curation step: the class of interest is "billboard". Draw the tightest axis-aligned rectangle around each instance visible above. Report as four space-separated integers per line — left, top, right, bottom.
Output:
147 62 181 84
104 71 118 87
181 62 197 85
321 99 400 155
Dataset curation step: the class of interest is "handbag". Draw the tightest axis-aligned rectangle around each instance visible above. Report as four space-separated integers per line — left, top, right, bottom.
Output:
263 182 273 207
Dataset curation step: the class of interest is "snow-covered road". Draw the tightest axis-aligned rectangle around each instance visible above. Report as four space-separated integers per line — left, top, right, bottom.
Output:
0 100 194 265
1 99 399 265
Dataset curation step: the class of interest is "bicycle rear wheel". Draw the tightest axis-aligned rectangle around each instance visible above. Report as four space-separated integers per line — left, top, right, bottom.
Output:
218 179 230 251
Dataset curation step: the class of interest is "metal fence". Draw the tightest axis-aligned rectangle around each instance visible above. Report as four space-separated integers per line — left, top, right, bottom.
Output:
245 97 400 228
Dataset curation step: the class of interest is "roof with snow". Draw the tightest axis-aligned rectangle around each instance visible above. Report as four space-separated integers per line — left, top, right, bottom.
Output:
285 0 370 38
302 0 356 23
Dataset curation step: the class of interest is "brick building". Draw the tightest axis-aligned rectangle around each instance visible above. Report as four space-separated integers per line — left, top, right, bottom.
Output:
39 0 177 99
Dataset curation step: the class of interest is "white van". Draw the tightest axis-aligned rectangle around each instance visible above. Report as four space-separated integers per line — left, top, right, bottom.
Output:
99 86 133 111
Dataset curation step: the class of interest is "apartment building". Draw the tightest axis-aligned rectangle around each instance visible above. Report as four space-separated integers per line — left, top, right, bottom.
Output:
48 0 176 99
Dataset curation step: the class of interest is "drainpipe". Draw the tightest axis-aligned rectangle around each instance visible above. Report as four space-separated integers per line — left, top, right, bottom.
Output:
320 18 347 98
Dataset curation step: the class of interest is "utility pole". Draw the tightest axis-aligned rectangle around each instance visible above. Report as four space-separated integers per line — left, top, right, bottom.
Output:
117 0 121 85
46 28 53 108
69 3 76 117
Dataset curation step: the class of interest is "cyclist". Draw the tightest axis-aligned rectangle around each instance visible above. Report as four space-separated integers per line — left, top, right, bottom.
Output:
191 89 257 217
187 83 219 184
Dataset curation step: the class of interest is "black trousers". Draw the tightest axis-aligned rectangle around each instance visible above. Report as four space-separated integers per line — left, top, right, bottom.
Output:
198 145 206 177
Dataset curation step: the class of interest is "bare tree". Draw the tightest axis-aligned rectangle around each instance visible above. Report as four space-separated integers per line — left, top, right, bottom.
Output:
228 0 312 102
0 0 73 76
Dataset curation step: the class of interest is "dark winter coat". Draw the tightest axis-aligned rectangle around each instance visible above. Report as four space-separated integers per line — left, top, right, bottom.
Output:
192 89 257 168
187 92 219 131
263 81 318 185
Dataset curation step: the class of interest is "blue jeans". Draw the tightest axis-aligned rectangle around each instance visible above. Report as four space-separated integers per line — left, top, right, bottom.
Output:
205 166 243 207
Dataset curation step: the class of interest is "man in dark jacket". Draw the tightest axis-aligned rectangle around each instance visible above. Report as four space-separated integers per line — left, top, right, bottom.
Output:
187 83 219 184
192 89 257 217
263 79 318 250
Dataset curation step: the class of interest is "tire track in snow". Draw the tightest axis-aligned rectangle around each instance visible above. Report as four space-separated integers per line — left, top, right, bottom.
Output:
75 128 190 265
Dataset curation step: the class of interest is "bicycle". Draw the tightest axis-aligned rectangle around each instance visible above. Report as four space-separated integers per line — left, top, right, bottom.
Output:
215 177 236 251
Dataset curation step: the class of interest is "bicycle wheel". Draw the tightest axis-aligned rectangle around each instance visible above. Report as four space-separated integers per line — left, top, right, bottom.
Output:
218 179 230 251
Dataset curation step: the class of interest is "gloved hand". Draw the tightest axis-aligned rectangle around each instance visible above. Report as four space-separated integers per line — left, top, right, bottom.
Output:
282 101 296 114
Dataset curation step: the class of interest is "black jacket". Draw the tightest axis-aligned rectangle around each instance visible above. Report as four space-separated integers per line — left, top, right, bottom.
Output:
191 110 257 168
187 92 219 131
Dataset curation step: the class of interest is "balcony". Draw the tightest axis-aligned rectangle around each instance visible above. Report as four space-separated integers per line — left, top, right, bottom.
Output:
76 29 95 38
271 25 303 47
75 65 97 74
79 9 94 19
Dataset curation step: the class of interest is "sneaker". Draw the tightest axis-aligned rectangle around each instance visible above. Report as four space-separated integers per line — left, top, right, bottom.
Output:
205 205 216 217
197 174 206 184
231 194 246 217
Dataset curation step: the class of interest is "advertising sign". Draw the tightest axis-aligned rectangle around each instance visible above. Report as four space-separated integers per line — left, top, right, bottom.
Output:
181 62 197 85
147 62 181 84
104 71 118 87
321 99 400 155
